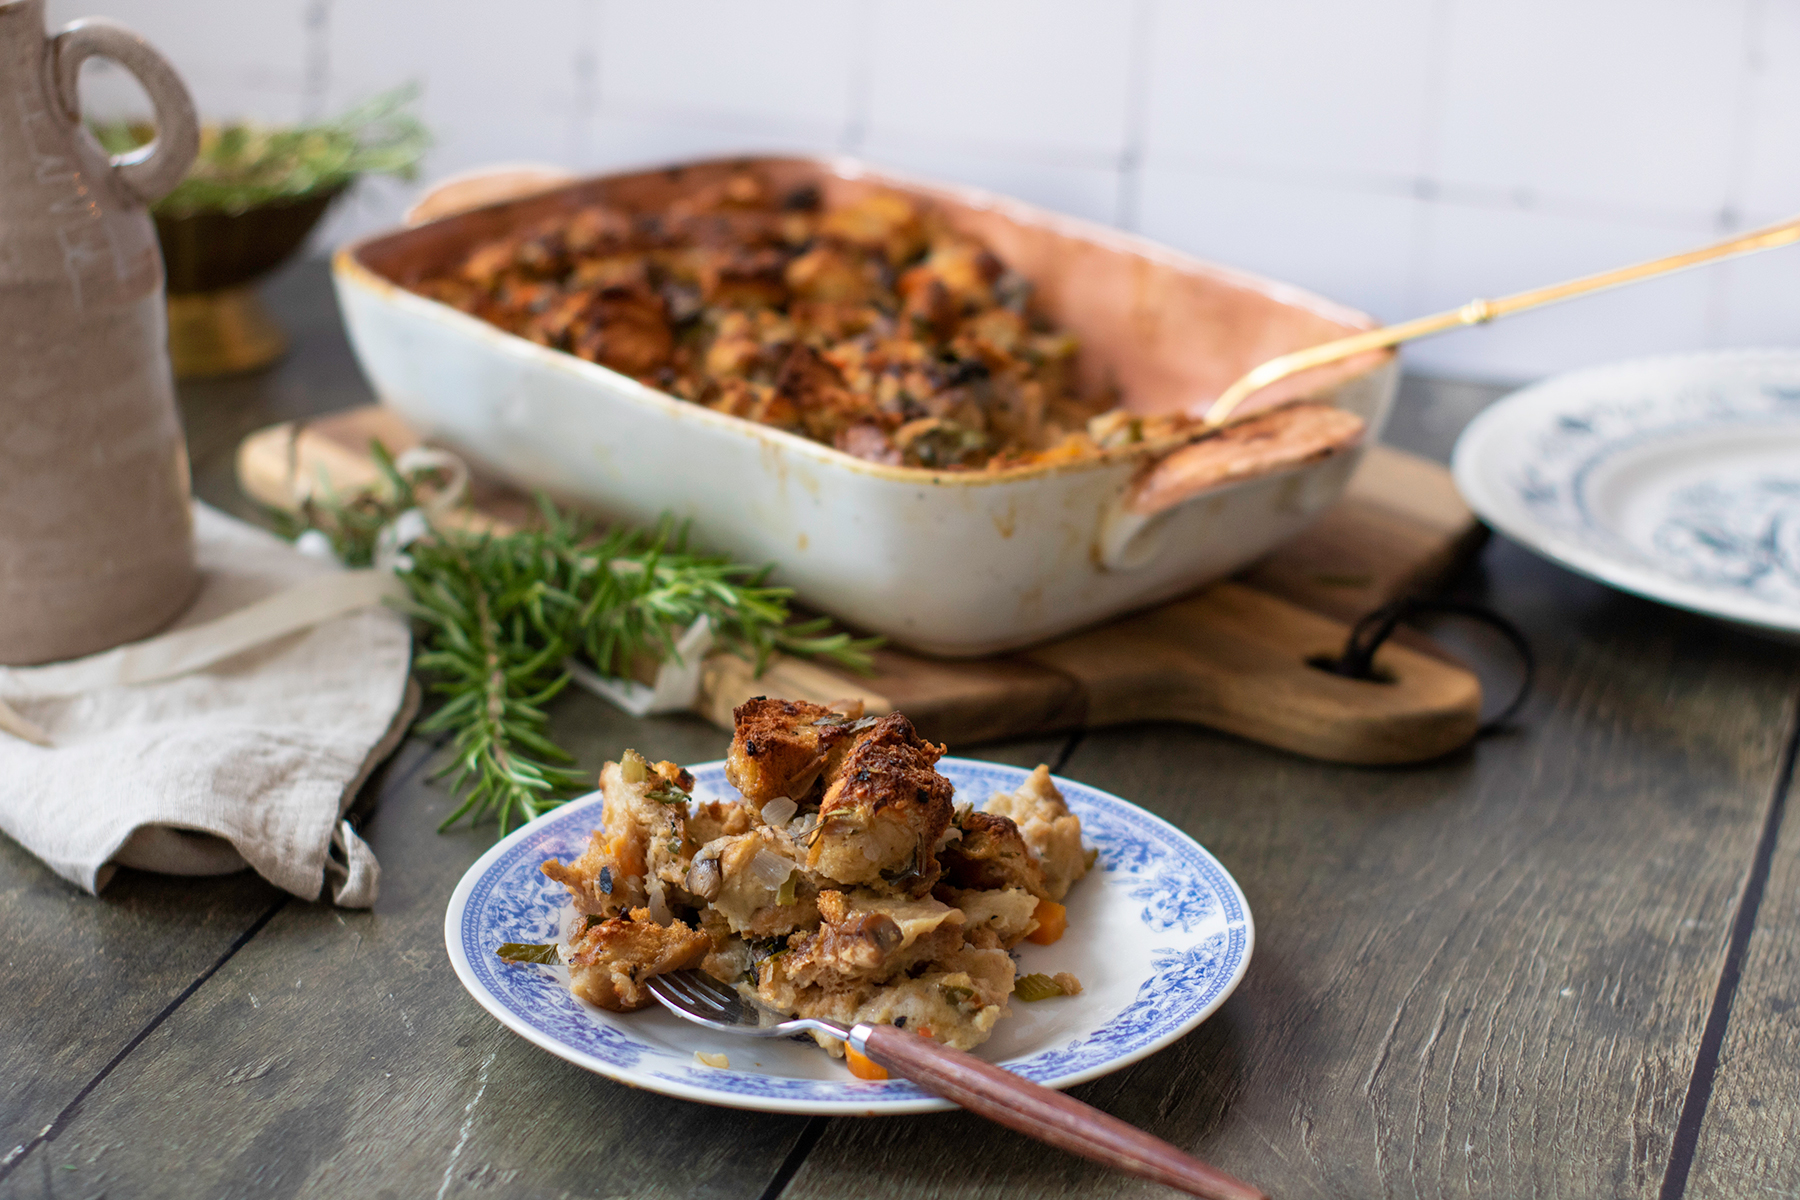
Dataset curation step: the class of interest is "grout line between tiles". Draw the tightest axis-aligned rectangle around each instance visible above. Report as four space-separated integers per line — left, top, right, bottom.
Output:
838 0 874 155
1113 0 1154 232
0 896 290 1184
1656 690 1800 1200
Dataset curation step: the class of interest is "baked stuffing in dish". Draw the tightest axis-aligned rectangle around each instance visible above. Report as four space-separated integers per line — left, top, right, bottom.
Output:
538 698 1091 1061
411 168 1138 470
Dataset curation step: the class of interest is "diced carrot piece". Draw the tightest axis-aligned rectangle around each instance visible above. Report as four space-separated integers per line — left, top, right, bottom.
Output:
845 1044 888 1080
1026 899 1067 945
608 834 645 879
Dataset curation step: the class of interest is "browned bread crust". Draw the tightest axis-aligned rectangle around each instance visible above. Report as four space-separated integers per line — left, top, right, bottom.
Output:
566 908 711 1012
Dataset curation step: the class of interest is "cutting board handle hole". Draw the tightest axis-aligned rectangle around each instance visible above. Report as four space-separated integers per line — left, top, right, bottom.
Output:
1305 653 1397 685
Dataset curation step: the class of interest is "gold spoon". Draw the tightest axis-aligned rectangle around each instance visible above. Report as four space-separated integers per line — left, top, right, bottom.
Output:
1204 213 1800 427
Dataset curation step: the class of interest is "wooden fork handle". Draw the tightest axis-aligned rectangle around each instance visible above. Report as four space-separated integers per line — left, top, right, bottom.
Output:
857 1024 1267 1200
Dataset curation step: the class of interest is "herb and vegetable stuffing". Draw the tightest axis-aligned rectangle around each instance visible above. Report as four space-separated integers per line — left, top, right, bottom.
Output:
505 697 1090 1070
409 168 1146 471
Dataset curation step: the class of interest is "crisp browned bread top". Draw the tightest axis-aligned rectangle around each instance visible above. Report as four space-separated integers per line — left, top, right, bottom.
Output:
938 809 1048 900
723 695 859 809
812 713 954 894
820 713 952 821
409 170 1107 472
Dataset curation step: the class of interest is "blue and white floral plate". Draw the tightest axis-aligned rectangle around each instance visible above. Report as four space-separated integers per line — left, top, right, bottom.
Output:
444 757 1253 1114
1453 350 1800 637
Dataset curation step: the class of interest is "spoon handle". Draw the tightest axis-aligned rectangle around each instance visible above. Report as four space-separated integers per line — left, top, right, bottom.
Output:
856 1023 1267 1200
1204 211 1800 427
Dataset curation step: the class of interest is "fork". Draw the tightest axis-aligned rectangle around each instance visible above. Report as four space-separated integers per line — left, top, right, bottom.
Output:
646 971 1267 1200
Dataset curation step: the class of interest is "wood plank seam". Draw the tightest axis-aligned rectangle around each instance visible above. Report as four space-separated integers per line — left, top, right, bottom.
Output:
1050 730 1086 776
756 1117 831 1200
0 897 288 1184
1656 699 1800 1200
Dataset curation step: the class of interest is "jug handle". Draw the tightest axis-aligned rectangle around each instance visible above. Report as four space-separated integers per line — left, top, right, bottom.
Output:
50 19 199 206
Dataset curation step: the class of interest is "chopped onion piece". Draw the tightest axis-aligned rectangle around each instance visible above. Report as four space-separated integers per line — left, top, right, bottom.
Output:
646 877 674 925
694 1051 729 1069
761 796 798 826
747 847 799 891
786 763 825 800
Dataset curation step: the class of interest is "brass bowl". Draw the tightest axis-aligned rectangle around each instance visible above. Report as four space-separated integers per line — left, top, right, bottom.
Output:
156 184 344 378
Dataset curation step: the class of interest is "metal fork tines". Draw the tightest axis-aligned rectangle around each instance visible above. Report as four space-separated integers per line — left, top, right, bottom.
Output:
647 970 849 1042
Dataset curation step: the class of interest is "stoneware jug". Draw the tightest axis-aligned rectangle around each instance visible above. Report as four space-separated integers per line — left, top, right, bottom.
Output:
0 0 199 664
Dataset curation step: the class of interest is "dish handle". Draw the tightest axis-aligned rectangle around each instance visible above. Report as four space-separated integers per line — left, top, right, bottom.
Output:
1098 411 1367 572
403 163 578 225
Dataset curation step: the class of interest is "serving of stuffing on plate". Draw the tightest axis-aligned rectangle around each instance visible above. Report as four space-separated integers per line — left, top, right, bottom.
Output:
534 698 1091 1067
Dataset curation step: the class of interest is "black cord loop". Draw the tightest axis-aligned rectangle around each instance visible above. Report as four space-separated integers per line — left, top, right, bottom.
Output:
1312 597 1535 736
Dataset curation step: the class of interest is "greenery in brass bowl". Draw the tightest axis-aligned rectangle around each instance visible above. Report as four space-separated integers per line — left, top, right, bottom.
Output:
93 84 430 218
94 86 430 373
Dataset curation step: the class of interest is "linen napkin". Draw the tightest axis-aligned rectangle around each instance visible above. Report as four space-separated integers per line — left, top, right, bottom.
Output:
0 504 416 907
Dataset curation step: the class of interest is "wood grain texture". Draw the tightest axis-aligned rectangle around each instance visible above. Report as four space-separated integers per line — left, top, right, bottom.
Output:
0 706 807 1200
1686 731 1800 1199
0 836 281 1159
180 263 378 527
236 407 1486 764
1237 442 1487 624
859 1024 1267 1200
12 265 1789 1200
0 282 1065 1199
783 541 1800 1200
0 673 1071 1199
1021 583 1481 763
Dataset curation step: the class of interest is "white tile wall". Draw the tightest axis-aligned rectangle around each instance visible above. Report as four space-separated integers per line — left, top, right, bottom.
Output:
864 0 1136 162
1714 249 1800 349
1739 0 1800 223
327 0 593 168
1136 165 1421 323
1142 0 1440 184
49 0 1800 383
594 0 858 137
1431 0 1746 221
49 0 318 124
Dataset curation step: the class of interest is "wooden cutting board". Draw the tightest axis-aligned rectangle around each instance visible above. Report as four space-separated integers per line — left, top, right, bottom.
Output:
237 406 1489 765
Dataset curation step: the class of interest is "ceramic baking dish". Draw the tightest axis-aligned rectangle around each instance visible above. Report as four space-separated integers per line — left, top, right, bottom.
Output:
333 156 1396 656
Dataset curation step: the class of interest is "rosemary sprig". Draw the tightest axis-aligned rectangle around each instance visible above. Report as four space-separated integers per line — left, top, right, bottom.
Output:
280 443 879 836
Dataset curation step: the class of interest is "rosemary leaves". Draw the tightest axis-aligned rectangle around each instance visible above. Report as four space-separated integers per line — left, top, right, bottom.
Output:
281 443 877 836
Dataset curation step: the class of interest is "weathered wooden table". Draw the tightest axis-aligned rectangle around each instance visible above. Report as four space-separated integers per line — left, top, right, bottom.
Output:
3 263 1796 1200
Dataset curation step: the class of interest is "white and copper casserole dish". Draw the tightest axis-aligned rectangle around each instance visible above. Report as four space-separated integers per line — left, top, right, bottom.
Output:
333 155 1396 656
